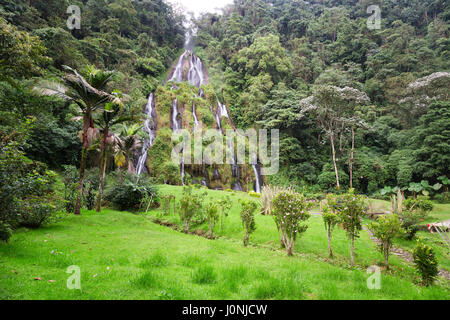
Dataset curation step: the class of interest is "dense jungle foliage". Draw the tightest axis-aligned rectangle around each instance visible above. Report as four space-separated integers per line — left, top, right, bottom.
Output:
194 0 450 195
0 0 449 198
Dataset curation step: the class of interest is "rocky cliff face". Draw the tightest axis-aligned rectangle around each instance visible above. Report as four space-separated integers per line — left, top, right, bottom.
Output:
136 50 263 192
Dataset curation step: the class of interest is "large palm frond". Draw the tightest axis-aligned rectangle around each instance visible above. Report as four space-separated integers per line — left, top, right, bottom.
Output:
62 66 120 111
33 80 72 101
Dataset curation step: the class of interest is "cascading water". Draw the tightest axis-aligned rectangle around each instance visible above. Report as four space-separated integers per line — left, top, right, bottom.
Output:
187 54 205 88
228 138 243 191
217 100 229 119
192 101 200 127
252 153 262 193
169 51 189 83
138 39 252 191
213 107 222 131
172 99 180 131
136 93 156 175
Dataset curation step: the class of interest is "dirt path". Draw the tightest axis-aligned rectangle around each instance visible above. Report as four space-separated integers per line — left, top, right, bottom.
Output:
363 226 450 281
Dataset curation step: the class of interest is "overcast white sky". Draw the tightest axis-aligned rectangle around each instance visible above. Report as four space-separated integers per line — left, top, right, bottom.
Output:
167 0 234 17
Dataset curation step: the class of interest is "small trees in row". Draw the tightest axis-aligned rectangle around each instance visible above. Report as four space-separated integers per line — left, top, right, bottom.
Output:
322 189 365 266
179 186 206 233
177 186 233 238
272 192 312 256
205 203 219 239
322 195 340 258
217 196 232 231
239 200 258 247
413 240 439 286
368 215 404 270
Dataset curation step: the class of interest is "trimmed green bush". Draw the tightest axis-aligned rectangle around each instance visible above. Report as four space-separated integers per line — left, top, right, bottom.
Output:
413 240 439 286
239 200 258 247
104 174 158 211
272 191 312 256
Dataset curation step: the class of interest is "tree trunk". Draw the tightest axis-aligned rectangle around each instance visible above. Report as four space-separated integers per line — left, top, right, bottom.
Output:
244 232 249 247
74 114 91 215
327 232 333 258
95 128 108 212
329 129 340 190
349 124 355 189
384 245 390 270
127 158 136 174
287 238 294 256
350 234 355 267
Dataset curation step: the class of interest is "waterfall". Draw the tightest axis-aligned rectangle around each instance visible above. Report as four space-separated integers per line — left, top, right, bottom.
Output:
187 53 205 88
252 153 262 193
172 99 180 131
136 93 156 175
228 138 239 178
213 107 222 131
169 51 189 83
217 100 229 118
193 103 199 127
180 141 186 184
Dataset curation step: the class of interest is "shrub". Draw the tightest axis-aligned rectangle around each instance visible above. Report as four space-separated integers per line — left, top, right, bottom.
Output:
1 136 59 241
160 195 175 216
61 165 78 213
321 194 340 258
404 197 433 216
217 196 232 231
398 210 422 240
140 192 160 214
260 185 294 216
179 185 206 233
104 173 158 211
0 221 12 243
368 214 404 270
18 197 57 229
334 189 366 266
433 192 450 204
161 161 182 185
84 181 97 211
205 202 219 238
239 200 258 247
317 164 349 193
272 191 312 256
413 240 439 286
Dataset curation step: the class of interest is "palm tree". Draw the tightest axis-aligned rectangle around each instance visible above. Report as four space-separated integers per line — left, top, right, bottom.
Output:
114 124 142 176
93 101 132 212
35 66 120 215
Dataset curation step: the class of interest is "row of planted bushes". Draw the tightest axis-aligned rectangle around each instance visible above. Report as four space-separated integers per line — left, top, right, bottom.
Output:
157 185 441 287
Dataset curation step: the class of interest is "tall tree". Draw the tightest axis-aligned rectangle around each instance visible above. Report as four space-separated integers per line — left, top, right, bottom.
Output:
300 86 369 189
114 124 142 175
93 100 130 212
35 66 120 215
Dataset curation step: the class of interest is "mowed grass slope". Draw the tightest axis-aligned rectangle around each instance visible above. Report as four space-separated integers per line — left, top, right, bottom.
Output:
153 186 450 275
0 186 449 300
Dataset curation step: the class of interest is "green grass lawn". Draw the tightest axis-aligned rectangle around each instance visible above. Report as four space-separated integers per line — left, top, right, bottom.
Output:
0 186 449 300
